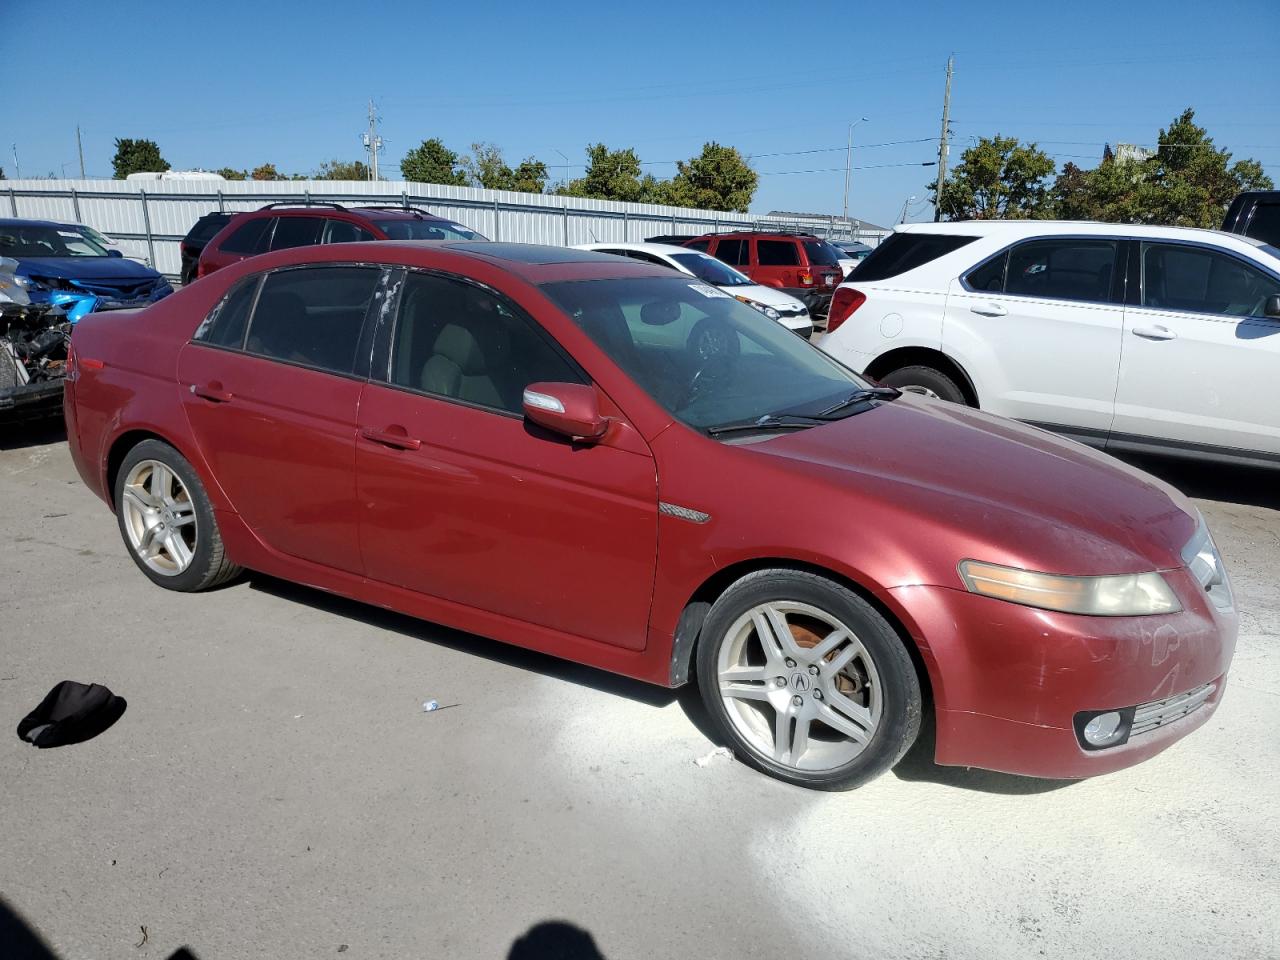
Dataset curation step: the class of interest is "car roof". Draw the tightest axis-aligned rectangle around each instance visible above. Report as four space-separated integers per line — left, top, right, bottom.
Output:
576 241 699 257
0 217 83 230
897 219 1241 243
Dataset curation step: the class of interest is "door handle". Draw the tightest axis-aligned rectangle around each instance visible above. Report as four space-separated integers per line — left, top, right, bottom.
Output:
360 426 421 451
191 382 233 403
970 302 1007 317
1132 325 1177 341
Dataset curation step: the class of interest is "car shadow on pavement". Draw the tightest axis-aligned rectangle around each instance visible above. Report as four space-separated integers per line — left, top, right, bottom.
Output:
0 420 66 451
1114 453 1280 511
247 575 680 709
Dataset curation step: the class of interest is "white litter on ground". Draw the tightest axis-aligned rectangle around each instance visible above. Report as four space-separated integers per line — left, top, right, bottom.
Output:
693 746 733 767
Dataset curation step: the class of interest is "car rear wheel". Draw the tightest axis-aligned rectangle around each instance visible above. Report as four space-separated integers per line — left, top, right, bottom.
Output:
114 439 241 592
696 569 922 790
879 364 967 404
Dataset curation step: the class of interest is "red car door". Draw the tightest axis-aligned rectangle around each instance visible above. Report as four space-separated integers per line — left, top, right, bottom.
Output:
355 270 658 650
178 264 384 573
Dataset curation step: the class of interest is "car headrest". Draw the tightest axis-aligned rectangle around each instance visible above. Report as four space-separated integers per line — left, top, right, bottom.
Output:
640 300 681 326
431 323 489 375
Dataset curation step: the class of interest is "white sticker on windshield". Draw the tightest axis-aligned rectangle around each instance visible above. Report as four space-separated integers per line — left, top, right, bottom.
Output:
58 231 82 238
688 282 730 299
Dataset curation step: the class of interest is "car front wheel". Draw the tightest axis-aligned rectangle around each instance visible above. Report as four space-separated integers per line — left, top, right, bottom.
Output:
879 364 967 404
697 569 922 791
114 439 241 592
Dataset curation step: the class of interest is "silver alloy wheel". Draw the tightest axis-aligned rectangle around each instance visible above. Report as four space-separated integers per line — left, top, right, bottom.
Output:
716 601 883 771
120 460 198 576
899 384 940 399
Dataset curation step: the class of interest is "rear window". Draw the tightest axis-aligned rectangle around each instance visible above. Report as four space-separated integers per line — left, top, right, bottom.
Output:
1243 202 1280 247
685 238 711 253
187 214 231 245
220 218 271 255
850 233 977 282
757 239 800 266
802 240 842 267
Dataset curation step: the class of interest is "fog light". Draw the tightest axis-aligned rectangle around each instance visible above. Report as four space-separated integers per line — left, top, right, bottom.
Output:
1083 712 1123 745
1074 708 1134 750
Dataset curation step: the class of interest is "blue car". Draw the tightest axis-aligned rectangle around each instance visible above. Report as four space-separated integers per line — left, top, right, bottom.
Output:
0 219 173 320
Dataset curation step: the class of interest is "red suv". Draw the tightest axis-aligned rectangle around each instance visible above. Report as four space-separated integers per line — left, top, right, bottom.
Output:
196 203 486 279
65 241 1235 791
673 231 845 321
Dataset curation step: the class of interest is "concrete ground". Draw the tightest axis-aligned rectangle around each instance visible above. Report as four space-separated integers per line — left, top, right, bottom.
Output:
0 426 1277 960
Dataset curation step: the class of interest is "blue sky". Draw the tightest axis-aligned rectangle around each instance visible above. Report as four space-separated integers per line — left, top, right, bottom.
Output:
4 0 1278 227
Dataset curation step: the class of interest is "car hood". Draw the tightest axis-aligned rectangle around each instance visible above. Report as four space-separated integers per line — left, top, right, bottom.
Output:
17 257 162 281
727 284 808 311
754 395 1197 576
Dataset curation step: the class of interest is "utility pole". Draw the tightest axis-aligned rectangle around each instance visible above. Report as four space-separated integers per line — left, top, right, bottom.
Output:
933 55 954 222
76 126 85 178
11 144 19 179
361 100 384 182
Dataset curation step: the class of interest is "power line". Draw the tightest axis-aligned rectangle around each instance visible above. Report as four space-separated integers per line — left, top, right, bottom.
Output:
759 161 938 177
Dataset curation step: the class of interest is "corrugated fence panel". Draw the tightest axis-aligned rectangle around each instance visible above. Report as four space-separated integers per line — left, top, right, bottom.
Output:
2 178 887 280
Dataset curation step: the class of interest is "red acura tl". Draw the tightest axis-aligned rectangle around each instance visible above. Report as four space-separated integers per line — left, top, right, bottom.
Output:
64 240 1237 790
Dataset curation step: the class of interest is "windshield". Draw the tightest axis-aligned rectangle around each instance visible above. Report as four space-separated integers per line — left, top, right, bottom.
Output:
0 223 110 258
541 276 868 432
378 219 484 241
802 240 843 266
670 252 753 287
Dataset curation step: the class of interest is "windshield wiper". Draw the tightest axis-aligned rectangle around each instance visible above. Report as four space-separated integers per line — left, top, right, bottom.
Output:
705 414 828 438
817 386 901 417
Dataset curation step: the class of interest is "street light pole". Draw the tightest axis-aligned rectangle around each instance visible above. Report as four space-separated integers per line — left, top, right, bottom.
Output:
842 117 869 229
554 149 569 191
899 195 918 224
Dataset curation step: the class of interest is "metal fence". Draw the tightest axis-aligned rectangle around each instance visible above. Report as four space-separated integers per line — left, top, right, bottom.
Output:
2 178 889 279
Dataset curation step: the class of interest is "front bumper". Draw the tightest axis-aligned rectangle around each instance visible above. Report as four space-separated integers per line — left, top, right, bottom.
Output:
887 569 1237 779
0 377 64 422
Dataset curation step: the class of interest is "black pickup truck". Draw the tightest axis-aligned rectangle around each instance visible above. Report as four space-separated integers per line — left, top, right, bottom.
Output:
1223 191 1280 246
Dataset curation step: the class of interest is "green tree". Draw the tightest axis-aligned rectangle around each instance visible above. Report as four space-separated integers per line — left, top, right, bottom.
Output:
315 159 371 180
666 142 757 212
460 143 548 193
251 163 280 181
400 138 467 186
556 144 647 201
932 135 1055 220
216 167 247 181
508 158 549 194
1047 109 1274 227
111 138 169 179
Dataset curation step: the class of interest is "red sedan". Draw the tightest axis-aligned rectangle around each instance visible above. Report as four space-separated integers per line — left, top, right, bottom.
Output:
63 241 1237 790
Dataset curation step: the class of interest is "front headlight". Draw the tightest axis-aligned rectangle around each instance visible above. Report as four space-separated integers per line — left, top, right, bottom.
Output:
734 295 780 321
958 560 1181 616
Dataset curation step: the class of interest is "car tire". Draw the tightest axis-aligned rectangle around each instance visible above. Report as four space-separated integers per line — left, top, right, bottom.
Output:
113 439 241 592
880 365 968 404
696 568 922 791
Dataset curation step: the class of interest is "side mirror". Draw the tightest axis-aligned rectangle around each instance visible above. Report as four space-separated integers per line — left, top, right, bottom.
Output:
523 382 609 442
1265 294 1280 319
106 249 123 258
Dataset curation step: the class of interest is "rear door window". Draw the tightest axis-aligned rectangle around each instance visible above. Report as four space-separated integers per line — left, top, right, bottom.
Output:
851 233 977 282
1141 243 1280 317
219 217 272 255
1005 239 1118 303
714 238 748 265
244 266 381 374
757 240 801 266
269 216 325 251
323 219 378 244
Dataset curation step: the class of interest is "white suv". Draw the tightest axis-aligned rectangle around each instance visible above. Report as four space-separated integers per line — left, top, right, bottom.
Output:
819 221 1280 468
